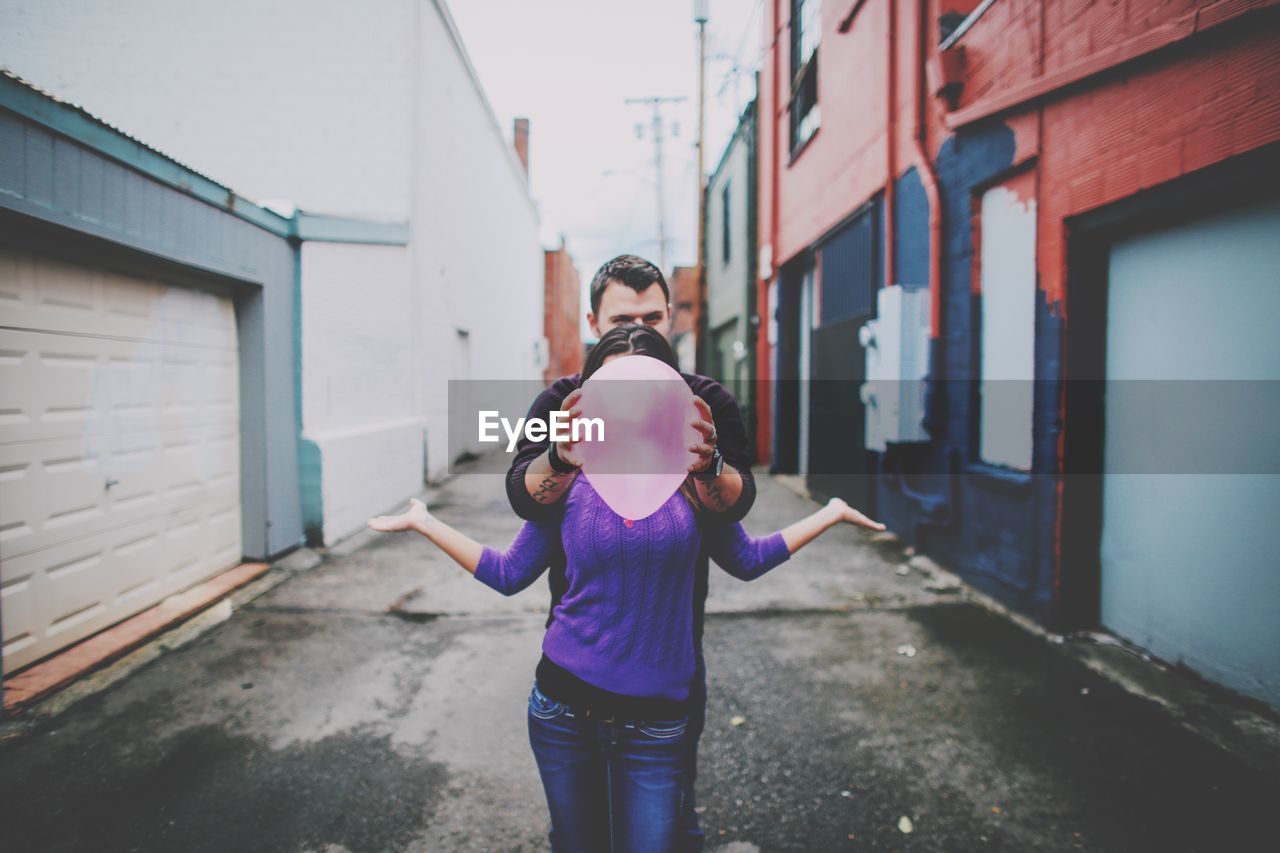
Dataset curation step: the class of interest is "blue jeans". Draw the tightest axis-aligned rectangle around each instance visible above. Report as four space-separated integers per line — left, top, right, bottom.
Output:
527 681 690 852
677 650 707 852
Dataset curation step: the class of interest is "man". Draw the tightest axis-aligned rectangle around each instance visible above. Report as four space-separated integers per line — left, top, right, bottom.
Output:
506 254 755 851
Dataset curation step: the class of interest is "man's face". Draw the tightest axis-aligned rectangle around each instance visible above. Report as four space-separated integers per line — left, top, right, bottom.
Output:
589 281 672 339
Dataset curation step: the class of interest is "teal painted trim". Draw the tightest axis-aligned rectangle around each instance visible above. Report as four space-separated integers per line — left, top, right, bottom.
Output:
291 240 308 549
0 192 263 287
0 73 294 238
292 248 304 435
298 437 325 548
294 212 410 245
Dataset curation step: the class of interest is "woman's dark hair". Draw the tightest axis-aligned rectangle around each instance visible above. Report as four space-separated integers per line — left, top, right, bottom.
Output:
580 324 705 513
582 324 679 380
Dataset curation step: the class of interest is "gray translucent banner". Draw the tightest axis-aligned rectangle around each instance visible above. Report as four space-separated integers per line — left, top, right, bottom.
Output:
445 379 1280 476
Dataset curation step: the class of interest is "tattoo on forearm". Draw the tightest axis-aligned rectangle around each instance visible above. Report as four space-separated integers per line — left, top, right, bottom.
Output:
704 478 728 511
531 472 572 503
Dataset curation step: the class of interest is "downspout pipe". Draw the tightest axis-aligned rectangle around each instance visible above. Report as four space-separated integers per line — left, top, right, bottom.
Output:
758 0 784 465
912 0 944 339
885 0 897 287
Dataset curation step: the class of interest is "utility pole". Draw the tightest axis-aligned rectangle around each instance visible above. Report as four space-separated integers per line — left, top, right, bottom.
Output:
626 95 686 273
694 0 709 372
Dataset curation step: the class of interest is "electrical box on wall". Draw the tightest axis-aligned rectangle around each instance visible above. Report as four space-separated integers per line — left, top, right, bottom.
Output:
858 285 931 451
532 336 550 371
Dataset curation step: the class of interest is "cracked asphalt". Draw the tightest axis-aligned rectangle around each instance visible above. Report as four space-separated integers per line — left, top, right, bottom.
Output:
1 452 1275 852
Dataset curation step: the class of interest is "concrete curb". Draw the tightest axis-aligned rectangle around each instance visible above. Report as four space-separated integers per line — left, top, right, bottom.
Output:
3 562 269 712
0 548 322 741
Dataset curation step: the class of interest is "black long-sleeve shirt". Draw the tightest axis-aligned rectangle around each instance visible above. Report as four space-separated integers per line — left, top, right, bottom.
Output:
504 371 757 648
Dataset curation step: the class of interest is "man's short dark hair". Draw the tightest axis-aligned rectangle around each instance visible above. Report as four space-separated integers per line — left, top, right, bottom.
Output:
589 254 671 315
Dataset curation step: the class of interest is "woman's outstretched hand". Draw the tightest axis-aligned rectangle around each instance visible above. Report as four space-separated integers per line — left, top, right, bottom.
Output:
368 497 432 534
826 497 887 532
368 498 486 573
780 496 887 554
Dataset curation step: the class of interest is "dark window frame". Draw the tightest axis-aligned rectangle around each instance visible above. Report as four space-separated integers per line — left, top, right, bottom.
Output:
789 0 821 157
721 180 732 264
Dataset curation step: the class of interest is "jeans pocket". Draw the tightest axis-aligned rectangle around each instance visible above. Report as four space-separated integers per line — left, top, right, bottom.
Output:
636 716 689 739
528 683 568 720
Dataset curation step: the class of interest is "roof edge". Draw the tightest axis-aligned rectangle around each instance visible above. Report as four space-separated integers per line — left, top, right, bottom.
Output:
0 69 294 238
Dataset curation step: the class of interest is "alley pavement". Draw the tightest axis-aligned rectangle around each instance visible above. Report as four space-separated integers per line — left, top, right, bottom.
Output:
1 452 1276 852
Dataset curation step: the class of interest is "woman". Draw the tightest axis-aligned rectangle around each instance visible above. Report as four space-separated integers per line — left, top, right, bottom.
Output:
368 325 884 852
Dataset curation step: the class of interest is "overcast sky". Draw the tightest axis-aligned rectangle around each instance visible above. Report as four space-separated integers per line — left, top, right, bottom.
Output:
449 0 763 315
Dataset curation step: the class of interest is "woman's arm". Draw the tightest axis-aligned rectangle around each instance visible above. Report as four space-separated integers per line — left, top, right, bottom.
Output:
705 498 886 581
367 498 560 595
781 497 885 552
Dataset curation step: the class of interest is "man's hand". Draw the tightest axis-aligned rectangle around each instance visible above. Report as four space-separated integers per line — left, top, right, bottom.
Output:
687 396 718 474
553 387 587 469
523 387 585 506
686 395 745 512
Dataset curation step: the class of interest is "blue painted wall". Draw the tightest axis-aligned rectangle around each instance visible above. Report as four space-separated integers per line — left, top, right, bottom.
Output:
892 166 929 290
873 121 1063 622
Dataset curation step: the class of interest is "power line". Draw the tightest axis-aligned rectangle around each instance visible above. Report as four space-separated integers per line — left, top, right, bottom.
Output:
625 95 687 272
714 0 765 99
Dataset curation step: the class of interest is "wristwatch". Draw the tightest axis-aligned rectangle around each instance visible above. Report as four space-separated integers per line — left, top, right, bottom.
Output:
547 441 577 475
692 446 724 482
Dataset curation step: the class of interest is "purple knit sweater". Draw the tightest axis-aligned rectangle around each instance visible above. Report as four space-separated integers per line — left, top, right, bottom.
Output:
474 477 790 701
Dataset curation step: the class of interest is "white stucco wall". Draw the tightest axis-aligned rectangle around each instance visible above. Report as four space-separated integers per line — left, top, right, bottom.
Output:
300 241 423 544
1 0 545 542
414 0 544 477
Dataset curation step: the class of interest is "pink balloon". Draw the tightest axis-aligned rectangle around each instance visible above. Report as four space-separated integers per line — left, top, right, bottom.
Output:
574 355 701 521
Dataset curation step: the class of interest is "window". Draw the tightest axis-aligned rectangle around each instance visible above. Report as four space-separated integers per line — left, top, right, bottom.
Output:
977 172 1037 471
721 181 732 264
818 198 881 325
790 0 822 154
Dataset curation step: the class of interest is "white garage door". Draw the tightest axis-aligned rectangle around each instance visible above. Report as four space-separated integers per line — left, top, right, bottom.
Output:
1101 195 1280 709
0 247 242 674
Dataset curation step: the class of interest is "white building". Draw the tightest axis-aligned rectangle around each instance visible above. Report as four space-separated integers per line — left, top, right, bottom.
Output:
0 0 546 546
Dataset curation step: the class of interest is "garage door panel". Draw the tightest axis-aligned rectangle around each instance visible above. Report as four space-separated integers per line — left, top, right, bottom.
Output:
0 438 107 553
0 428 240 562
0 250 243 674
2 489 242 671
0 247 238 347
43 547 110 635
0 569 38 660
4 536 109 660
0 330 238 447
1101 195 1280 709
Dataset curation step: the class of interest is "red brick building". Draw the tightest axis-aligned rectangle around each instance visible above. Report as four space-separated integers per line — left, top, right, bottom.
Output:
543 240 584 382
756 0 1280 706
669 264 700 371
